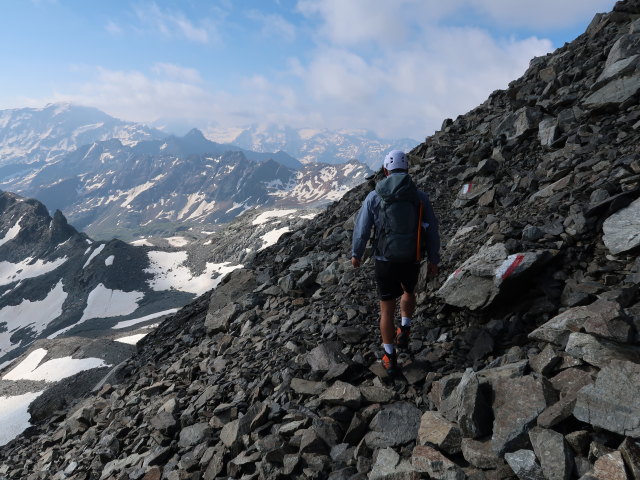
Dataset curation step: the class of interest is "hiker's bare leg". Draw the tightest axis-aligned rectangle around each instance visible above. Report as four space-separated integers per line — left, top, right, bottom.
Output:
400 290 416 319
380 299 396 344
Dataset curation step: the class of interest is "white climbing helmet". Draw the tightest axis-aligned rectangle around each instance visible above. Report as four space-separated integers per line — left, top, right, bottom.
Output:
383 150 408 171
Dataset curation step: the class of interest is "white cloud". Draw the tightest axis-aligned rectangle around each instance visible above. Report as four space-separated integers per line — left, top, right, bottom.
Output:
105 20 123 36
152 63 202 83
134 2 219 44
247 10 296 41
467 0 617 29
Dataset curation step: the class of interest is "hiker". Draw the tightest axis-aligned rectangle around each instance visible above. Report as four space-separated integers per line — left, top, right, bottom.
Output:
351 150 440 375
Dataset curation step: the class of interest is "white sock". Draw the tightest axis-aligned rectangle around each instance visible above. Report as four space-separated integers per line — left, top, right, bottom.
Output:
383 343 395 354
401 317 411 327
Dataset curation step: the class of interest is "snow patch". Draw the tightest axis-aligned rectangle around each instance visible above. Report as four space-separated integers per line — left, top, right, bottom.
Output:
259 227 290 250
0 281 67 354
0 256 67 286
83 243 105 268
48 284 143 338
105 255 114 266
112 308 179 329
0 215 24 247
2 348 109 382
115 333 147 345
145 251 241 295
252 209 297 225
165 236 189 247
131 238 153 247
0 391 45 447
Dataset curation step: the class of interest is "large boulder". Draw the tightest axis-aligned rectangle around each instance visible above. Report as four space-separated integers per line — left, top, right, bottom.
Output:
574 360 640 437
528 299 629 347
437 243 552 310
603 197 640 254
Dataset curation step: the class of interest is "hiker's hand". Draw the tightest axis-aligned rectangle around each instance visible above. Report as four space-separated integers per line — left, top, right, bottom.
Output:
351 257 361 268
427 262 438 278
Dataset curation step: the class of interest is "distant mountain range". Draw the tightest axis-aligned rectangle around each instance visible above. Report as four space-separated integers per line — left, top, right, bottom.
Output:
0 104 374 239
206 123 418 169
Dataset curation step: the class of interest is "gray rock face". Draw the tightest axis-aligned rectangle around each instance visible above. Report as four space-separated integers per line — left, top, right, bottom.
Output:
574 360 640 437
504 450 545 480
491 375 555 454
437 243 551 310
529 427 574 480
364 402 422 448
565 332 640 367
584 74 640 106
417 411 462 455
411 445 466 480
528 299 627 347
603 197 640 254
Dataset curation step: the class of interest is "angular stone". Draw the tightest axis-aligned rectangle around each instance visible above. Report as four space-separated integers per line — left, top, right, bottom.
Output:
592 451 628 480
359 385 395 404
549 368 595 400
307 342 350 372
565 332 640 368
417 411 462 455
537 398 576 428
461 438 502 469
312 417 343 448
364 402 422 448
504 450 545 480
291 378 327 395
574 360 640 437
528 299 624 347
530 174 572 202
299 428 329 455
438 242 552 310
411 445 466 480
529 426 574 480
205 302 241 333
539 116 559 146
584 75 640 107
477 360 529 386
369 447 416 480
491 375 555 454
178 423 212 448
319 381 362 409
530 344 562 376
620 438 640 480
220 402 264 448
603 197 640 255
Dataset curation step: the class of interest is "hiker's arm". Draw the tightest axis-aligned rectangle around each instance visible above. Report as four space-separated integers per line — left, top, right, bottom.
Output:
351 192 376 264
420 192 441 266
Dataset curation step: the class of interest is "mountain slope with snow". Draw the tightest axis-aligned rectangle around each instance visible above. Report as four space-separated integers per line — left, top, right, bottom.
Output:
207 123 418 169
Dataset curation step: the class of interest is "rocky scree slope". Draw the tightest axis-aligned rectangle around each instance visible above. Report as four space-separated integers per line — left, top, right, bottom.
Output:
2 1 640 479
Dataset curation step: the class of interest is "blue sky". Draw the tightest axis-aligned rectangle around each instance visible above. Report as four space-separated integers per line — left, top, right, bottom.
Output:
0 0 617 140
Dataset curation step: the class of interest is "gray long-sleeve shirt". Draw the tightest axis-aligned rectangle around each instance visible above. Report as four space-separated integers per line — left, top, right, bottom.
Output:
351 175 441 264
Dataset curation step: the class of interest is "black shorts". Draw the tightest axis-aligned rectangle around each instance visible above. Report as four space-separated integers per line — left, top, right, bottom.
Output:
375 260 420 301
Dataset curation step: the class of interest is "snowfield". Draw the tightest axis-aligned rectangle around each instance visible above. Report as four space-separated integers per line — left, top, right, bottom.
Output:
259 227 290 250
0 280 67 354
2 348 110 382
115 333 147 345
0 391 44 447
0 215 23 247
252 209 297 225
0 256 68 286
145 251 241 295
48 283 144 338
112 308 179 329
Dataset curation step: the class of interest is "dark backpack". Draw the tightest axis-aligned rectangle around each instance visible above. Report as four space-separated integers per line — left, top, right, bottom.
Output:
375 174 422 262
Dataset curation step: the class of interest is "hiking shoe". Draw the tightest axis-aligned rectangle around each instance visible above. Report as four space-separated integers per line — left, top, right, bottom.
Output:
396 326 410 350
381 351 398 375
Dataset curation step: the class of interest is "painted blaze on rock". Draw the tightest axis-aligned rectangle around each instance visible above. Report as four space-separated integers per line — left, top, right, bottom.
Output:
437 243 553 310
